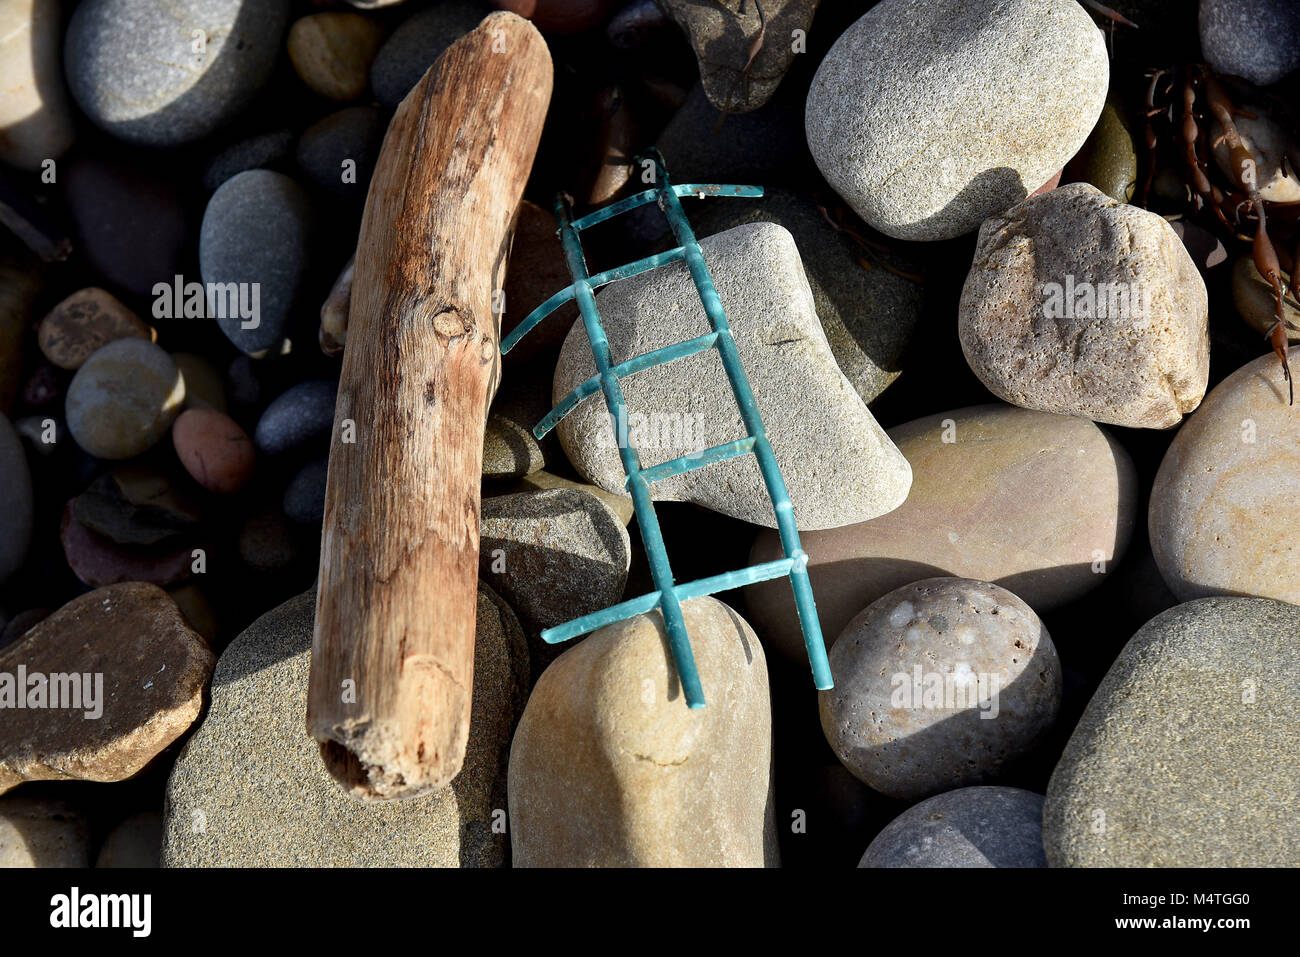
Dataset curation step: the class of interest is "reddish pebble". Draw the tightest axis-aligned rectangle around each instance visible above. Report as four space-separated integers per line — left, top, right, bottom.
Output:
172 408 255 495
492 0 612 34
1030 168 1063 197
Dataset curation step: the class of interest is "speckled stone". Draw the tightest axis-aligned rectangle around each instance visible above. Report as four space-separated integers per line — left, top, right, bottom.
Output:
1044 597 1300 866
820 577 1061 801
554 222 911 530
199 170 313 356
1149 351 1300 605
64 0 291 146
508 597 778 867
693 188 923 405
806 0 1108 241
959 183 1209 430
161 585 528 867
1199 0 1300 88
0 583 214 794
0 414 32 584
860 787 1047 868
65 339 185 460
509 470 633 525
480 488 629 635
661 0 818 113
0 0 75 171
38 288 154 371
254 379 337 456
747 404 1136 660
370 1 489 109
0 797 89 867
482 413 544 479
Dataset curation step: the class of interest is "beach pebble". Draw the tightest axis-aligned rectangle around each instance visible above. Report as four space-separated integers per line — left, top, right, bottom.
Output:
0 0 75 171
283 456 328 525
96 812 164 868
805 0 1108 241
162 585 528 866
167 584 218 645
199 170 313 356
238 507 299 574
661 0 816 113
172 408 255 495
201 130 294 192
0 583 214 794
65 156 188 297
509 597 778 866
509 470 633 525
482 413 544 479
1199 0 1300 88
959 183 1209 429
370 1 488 109
37 288 154 371
66 339 185 460
288 12 385 101
71 467 201 547
254 379 338 456
860 787 1048 868
64 0 291 146
747 405 1136 660
296 105 384 196
553 222 911 529
0 798 89 867
1044 597 1300 866
1064 96 1138 202
0 414 33 584
820 577 1061 801
172 353 228 413
60 504 196 587
693 188 924 405
479 488 629 636
1149 351 1300 605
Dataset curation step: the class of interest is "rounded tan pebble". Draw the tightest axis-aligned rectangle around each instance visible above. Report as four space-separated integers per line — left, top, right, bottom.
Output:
65 338 184 459
172 408 255 494
1149 351 1300 604
38 287 154 370
287 12 385 101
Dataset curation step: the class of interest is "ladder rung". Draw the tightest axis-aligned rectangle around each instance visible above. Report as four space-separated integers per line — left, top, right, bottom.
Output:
540 556 798 645
633 437 756 486
569 187 661 231
533 331 722 439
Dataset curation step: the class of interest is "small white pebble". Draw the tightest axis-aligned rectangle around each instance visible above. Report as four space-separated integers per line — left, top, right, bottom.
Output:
889 601 914 628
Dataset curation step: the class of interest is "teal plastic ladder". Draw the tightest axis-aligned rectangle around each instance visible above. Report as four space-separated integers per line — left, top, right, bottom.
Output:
500 150 831 708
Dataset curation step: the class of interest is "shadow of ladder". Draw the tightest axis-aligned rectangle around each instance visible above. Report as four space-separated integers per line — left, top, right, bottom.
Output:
500 149 832 708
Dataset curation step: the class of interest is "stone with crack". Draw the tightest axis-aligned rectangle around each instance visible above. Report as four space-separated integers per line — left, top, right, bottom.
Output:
553 222 911 530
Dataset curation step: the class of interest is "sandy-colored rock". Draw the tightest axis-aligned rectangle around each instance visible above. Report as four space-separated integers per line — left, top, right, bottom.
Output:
65 339 186 459
959 183 1209 429
1044 597 1300 866
161 584 528 866
38 288 154 371
747 405 1136 660
820 577 1061 801
0 583 214 794
1149 351 1300 604
0 0 75 171
509 597 778 867
509 470 634 525
0 797 89 867
554 222 911 530
288 12 385 101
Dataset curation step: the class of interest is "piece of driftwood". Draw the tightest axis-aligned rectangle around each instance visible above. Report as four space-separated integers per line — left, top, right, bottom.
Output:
308 11 552 801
